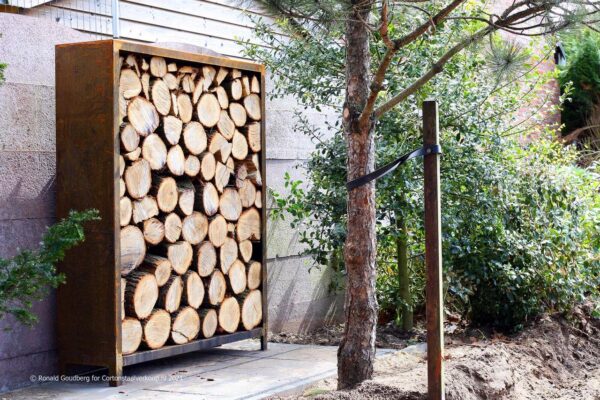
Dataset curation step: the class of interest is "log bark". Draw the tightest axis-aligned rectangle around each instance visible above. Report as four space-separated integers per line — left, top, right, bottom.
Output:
161 212 182 243
246 261 261 290
219 188 242 221
208 214 228 247
238 179 257 208
199 308 218 338
150 56 167 77
120 196 132 227
240 290 262 330
139 254 172 286
159 241 193 275
122 317 143 355
125 271 159 319
197 93 221 128
245 122 261 152
152 176 178 213
171 307 200 344
207 270 226 305
238 240 253 263
219 237 238 274
121 123 140 152
120 69 142 99
142 134 167 170
243 94 261 121
182 212 208 245
132 196 159 224
175 179 195 216
229 103 247 127
231 130 249 161
195 181 219 217
236 208 261 241
217 110 235 140
142 217 165 246
184 155 201 177
218 297 240 333
142 309 171 350
120 225 146 275
167 145 186 176
182 121 207 155
177 93 193 123
125 159 152 199
162 116 183 145
183 271 205 308
157 275 183 313
196 241 216 277
228 259 247 294
199 152 216 181
151 79 171 116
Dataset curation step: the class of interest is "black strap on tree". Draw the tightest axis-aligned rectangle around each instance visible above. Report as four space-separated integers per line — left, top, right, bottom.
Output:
346 144 442 191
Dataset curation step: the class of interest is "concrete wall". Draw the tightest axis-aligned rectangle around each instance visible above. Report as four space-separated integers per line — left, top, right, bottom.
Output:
0 12 343 393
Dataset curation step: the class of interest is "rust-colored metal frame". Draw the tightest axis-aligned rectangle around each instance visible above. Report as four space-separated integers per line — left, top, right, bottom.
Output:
56 39 268 386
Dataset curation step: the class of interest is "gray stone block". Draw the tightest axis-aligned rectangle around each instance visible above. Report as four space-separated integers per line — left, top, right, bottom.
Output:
0 217 54 258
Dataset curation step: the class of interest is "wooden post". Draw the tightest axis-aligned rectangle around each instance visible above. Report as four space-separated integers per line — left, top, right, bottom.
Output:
423 99 444 400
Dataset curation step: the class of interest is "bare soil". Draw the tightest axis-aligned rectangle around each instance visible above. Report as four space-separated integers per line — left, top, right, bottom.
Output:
270 305 600 399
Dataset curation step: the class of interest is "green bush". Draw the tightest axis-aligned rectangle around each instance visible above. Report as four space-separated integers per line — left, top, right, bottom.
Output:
0 210 100 325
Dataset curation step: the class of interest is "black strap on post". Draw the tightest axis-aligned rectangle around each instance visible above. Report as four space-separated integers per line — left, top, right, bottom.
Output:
346 144 442 191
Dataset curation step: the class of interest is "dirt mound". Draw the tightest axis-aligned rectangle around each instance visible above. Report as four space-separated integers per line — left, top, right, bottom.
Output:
275 309 600 400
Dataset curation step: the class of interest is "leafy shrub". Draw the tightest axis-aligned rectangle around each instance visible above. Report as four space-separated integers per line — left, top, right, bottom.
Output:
0 210 100 325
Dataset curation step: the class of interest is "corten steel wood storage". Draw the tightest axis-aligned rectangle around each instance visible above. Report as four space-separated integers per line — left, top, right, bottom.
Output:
56 40 267 385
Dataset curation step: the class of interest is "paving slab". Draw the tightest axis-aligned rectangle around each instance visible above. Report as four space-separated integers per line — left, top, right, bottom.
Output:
1 341 396 400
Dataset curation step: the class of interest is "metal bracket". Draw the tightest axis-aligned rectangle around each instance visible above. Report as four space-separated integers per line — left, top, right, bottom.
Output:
346 144 442 191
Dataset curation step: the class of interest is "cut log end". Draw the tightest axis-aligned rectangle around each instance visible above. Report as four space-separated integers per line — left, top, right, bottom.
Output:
241 290 262 330
125 271 159 319
218 297 241 333
183 271 205 308
199 308 218 338
122 317 143 355
120 225 146 275
171 307 200 344
158 275 183 313
208 270 226 305
142 309 171 349
197 241 217 277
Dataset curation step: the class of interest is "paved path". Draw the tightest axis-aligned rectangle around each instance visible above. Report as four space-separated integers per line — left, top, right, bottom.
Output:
2 341 395 400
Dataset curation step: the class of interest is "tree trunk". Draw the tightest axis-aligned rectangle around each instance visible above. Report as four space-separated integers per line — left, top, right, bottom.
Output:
396 215 413 331
338 1 378 389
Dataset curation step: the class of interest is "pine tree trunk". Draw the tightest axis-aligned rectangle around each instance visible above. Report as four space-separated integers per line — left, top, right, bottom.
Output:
338 1 378 390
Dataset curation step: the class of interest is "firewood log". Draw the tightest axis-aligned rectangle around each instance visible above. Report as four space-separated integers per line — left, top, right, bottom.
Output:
142 309 170 350
177 93 193 123
120 155 126 177
207 270 226 305
125 54 141 76
208 214 228 248
245 122 261 152
240 290 262 330
229 103 247 127
121 177 126 197
171 92 179 116
215 67 229 85
219 188 242 221
158 241 193 275
163 72 178 90
167 145 185 176
122 317 142 355
214 162 230 193
181 74 195 94
151 79 171 116
177 179 195 216
139 254 172 287
152 176 178 213
192 77 204 104
120 69 142 99
197 93 221 128
197 241 216 277
141 72 150 98
228 259 247 294
128 96 159 136
217 110 235 140
120 123 140 152
182 121 207 155
237 208 261 241
141 134 167 170
239 240 253 263
238 179 257 208
220 237 238 274
119 93 127 125
225 79 243 101
231 130 249 161
198 152 216 181
184 155 201 177
230 68 242 79
247 153 263 186
235 163 248 189
142 217 165 246
150 56 167 77
132 196 158 224
162 116 183 145
123 147 141 162
182 212 208 245
141 58 150 71
171 307 200 344
202 65 217 90
214 86 229 109
199 308 218 338
167 62 176 72
241 76 251 97
228 223 236 235
243 94 261 121
250 75 260 94
121 277 126 318
255 190 262 209
183 271 204 308
195 181 219 217
120 225 146 275
218 297 240 333
208 132 232 163
120 196 132 227
157 275 183 313
246 261 261 290
161 212 182 243
125 271 158 319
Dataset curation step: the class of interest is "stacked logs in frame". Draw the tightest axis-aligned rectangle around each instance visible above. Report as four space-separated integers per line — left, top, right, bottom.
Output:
119 53 263 355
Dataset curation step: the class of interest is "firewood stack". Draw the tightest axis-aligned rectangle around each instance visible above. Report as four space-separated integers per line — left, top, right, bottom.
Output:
118 53 263 355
